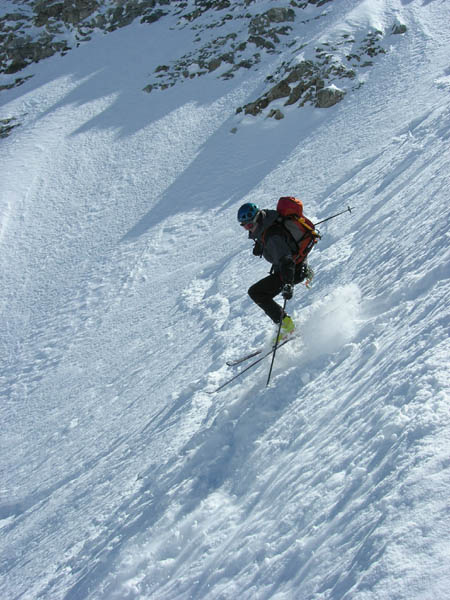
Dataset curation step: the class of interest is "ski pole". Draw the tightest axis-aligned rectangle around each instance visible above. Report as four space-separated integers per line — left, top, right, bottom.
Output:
314 205 353 227
266 298 287 387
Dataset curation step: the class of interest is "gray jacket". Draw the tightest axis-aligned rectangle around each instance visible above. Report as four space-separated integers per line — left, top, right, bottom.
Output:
249 209 297 281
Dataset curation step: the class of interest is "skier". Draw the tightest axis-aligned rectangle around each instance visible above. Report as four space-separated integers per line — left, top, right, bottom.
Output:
237 202 312 342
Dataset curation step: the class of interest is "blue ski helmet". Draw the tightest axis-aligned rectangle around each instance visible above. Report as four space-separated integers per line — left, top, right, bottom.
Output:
237 203 259 224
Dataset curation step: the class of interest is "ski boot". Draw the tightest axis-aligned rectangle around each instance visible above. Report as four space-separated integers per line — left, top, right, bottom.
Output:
273 315 295 345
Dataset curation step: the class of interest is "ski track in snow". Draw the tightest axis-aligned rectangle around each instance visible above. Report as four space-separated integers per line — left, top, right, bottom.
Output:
1 0 450 599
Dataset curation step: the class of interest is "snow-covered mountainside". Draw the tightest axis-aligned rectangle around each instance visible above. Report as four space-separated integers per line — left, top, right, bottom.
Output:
1 0 449 598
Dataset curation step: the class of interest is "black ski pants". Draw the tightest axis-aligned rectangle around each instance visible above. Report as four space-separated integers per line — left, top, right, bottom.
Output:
248 263 307 324
248 273 285 323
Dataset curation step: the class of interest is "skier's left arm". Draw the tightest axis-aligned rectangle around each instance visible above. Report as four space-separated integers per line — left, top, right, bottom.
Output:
279 255 295 284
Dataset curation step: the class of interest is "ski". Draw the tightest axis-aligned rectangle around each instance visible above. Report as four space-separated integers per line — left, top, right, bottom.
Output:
207 337 293 394
226 330 298 367
226 347 263 366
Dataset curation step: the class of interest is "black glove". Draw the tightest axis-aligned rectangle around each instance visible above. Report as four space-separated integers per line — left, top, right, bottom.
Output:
252 241 263 256
282 283 294 300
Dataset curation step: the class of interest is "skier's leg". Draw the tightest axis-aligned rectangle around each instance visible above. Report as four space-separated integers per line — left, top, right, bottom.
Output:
248 274 284 323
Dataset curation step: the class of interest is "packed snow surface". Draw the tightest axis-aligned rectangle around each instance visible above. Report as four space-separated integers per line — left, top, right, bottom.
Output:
1 0 449 599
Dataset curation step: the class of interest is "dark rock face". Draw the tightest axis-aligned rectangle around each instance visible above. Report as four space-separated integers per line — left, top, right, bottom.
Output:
139 4 394 119
0 0 404 135
0 0 168 79
316 85 346 108
32 0 100 27
234 28 390 117
0 116 20 137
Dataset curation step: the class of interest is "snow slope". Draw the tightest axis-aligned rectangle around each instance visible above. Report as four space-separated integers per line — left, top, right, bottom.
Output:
1 0 449 598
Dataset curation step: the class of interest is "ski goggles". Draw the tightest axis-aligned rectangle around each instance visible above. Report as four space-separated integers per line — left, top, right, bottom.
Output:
241 221 256 230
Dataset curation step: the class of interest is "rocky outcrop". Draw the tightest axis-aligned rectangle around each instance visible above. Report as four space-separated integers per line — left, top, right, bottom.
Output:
144 5 299 93
235 29 387 118
0 0 169 79
1 33 71 74
142 4 394 120
0 0 406 135
316 85 345 108
0 116 20 138
32 0 100 27
392 22 407 35
248 7 295 49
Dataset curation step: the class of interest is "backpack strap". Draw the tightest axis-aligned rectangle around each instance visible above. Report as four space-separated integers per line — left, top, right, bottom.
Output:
278 215 321 263
260 215 321 264
293 215 321 238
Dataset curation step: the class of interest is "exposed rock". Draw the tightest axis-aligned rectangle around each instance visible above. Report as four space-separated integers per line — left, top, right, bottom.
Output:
392 23 407 35
267 80 291 101
285 61 315 83
141 9 166 24
241 79 291 115
0 117 20 138
33 1 100 27
0 0 168 84
248 7 295 36
2 32 66 74
266 8 295 23
208 57 222 72
0 75 33 92
242 97 270 116
181 0 231 22
248 35 276 51
247 7 294 53
285 81 307 105
291 0 332 6
267 108 284 120
316 85 345 108
238 48 349 115
0 0 397 122
236 27 389 117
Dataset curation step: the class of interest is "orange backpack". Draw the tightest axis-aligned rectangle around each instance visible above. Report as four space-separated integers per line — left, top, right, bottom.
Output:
276 196 321 263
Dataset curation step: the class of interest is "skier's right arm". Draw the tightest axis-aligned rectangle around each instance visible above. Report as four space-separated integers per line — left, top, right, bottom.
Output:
279 255 295 284
265 235 295 283
252 240 263 256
